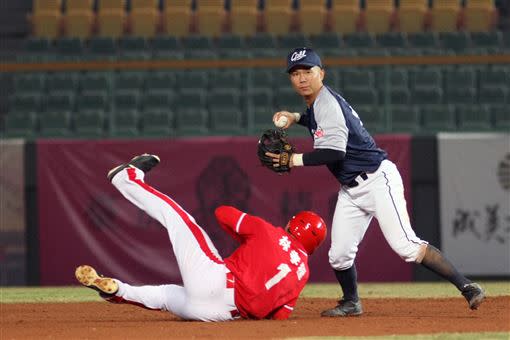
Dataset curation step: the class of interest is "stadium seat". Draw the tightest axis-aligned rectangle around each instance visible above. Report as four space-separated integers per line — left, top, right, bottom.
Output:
45 93 75 112
390 106 421 132
129 0 160 38
478 87 508 105
76 92 108 112
111 110 140 137
217 34 251 58
163 0 192 37
114 90 141 112
342 69 376 89
464 0 497 32
9 94 42 113
146 72 177 91
175 108 209 135
118 37 150 60
246 88 274 111
298 0 327 35
176 71 207 91
357 105 386 134
30 0 63 39
490 105 509 131
387 87 411 105
65 0 94 38
445 67 477 104
264 0 293 35
363 0 395 34
479 67 509 88
39 111 72 136
330 0 360 34
248 33 279 57
177 90 207 110
208 89 240 109
247 68 275 91
209 69 243 91
375 68 409 90
273 72 293 91
182 35 217 59
74 110 106 136
470 31 503 54
55 38 85 60
80 72 112 94
421 105 456 132
13 74 44 95
25 37 51 55
96 0 125 38
65 10 93 39
310 32 343 56
89 37 117 59
142 109 174 135
376 32 406 48
430 0 460 32
114 71 145 91
439 32 470 54
247 106 276 133
151 36 184 59
342 88 379 107
407 32 439 49
412 87 443 105
230 0 259 37
143 90 175 111
397 0 428 33
456 105 491 131
195 0 226 37
279 33 310 51
411 68 443 89
46 73 79 94
343 32 376 48
275 88 303 113
3 112 38 137
210 107 245 135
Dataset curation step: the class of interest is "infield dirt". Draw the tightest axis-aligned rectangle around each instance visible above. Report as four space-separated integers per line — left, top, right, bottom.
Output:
3 296 509 339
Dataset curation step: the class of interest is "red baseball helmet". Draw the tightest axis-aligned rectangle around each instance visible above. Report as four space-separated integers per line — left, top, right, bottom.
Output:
286 211 327 255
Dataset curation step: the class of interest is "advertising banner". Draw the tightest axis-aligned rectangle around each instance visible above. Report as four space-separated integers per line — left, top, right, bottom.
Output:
438 133 510 275
37 135 412 285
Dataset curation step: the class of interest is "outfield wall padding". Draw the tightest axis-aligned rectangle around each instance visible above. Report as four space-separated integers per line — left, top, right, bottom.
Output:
36 135 412 285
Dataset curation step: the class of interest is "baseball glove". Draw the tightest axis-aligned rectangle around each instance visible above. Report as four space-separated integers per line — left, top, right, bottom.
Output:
257 129 295 173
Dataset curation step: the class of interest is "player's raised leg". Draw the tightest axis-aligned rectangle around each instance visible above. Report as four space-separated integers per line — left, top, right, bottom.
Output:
100 155 235 321
373 160 485 310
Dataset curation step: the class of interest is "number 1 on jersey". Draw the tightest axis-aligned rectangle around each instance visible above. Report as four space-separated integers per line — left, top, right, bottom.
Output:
265 264 291 290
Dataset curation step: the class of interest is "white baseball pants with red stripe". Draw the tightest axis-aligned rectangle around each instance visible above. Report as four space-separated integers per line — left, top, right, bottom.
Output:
110 166 237 322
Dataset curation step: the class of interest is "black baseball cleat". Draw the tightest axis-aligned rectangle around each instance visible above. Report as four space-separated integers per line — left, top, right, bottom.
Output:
321 299 363 317
107 153 160 182
461 282 485 310
75 265 119 300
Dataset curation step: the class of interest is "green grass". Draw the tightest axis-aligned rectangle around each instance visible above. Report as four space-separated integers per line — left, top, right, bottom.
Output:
287 333 510 340
1 281 509 304
301 281 510 299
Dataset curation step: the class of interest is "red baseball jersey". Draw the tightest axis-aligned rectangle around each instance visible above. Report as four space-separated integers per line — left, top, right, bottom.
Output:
215 206 310 320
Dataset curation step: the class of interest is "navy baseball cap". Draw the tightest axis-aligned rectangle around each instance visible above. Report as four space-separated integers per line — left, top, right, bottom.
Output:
286 47 322 73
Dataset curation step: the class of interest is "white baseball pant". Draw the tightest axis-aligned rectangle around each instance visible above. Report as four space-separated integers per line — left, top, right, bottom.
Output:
329 159 428 270
110 166 237 321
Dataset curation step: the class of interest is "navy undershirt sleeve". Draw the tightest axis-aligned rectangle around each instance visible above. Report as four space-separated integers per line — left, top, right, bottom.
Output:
302 148 345 166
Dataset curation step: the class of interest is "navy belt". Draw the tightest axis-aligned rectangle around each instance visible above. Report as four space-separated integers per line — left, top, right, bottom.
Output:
345 172 368 188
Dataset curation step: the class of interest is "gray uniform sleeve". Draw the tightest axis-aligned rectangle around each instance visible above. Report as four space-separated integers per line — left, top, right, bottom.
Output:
313 90 348 152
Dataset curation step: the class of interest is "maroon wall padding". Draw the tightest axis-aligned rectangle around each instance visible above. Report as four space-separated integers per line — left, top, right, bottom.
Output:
37 135 412 285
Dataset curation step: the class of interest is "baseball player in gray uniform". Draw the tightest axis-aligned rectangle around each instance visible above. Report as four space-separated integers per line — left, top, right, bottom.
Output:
267 47 485 317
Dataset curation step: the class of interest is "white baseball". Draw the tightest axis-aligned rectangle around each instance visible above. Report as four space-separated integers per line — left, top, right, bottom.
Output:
275 116 288 128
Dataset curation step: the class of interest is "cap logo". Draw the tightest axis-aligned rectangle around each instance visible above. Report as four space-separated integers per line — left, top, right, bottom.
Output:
290 50 307 61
